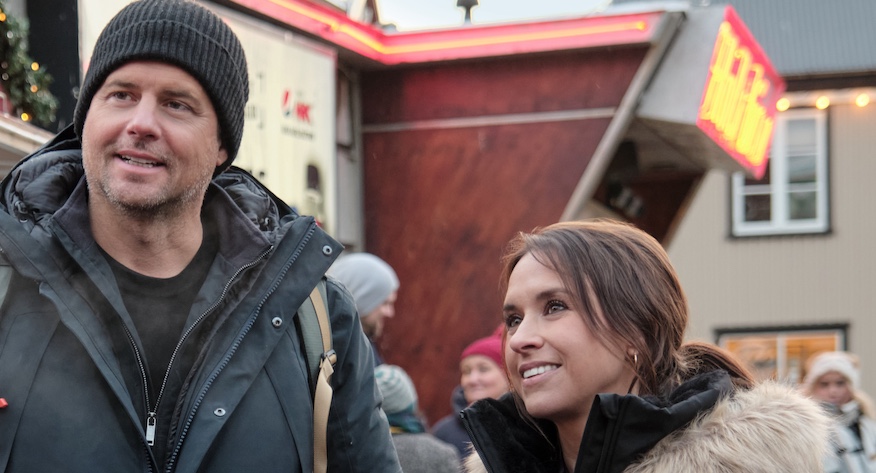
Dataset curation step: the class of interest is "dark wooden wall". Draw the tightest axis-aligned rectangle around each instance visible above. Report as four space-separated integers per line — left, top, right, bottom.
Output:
359 47 647 424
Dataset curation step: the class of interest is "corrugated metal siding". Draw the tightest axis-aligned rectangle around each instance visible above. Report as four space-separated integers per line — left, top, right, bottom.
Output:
725 0 876 76
667 102 876 397
611 0 876 77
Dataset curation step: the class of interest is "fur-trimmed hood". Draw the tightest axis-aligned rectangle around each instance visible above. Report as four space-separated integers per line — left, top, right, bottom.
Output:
463 379 831 473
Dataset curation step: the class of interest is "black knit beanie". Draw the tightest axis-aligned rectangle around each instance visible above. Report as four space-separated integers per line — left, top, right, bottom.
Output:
73 0 249 175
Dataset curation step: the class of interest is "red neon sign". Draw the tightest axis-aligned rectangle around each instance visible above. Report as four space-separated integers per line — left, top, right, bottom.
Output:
697 7 784 180
229 0 660 65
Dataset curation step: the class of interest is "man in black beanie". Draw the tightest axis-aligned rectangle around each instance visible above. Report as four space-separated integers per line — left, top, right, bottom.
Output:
0 1 400 472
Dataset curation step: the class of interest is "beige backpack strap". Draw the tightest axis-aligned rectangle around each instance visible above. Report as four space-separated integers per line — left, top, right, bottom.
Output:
300 282 335 473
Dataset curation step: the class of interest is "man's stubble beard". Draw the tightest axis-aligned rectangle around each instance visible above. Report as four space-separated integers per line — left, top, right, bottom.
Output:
82 150 214 223
94 173 210 221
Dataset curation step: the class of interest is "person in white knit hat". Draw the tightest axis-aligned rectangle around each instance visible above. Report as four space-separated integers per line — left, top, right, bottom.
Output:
802 351 876 473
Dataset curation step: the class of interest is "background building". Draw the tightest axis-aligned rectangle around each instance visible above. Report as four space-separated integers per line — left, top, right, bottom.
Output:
282 0 780 422
650 0 876 397
1 0 817 424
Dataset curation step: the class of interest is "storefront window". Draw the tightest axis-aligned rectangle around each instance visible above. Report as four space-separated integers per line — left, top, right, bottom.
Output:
731 108 829 236
716 325 845 384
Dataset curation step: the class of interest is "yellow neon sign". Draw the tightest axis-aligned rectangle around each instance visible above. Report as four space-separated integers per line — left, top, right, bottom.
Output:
699 21 776 170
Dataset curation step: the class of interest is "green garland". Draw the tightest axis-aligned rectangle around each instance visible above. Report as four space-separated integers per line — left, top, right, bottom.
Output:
0 2 58 127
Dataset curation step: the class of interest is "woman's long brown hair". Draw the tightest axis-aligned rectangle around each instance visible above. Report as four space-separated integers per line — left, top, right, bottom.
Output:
500 219 753 398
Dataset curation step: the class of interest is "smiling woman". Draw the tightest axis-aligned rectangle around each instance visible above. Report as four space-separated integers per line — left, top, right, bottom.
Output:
460 219 834 473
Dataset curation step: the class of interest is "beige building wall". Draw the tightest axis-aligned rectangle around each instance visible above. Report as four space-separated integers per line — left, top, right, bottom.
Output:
667 101 876 396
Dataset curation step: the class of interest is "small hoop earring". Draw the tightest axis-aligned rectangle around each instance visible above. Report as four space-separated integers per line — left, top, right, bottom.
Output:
627 354 639 394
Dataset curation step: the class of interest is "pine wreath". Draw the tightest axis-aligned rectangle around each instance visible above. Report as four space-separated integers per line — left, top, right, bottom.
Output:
0 2 58 127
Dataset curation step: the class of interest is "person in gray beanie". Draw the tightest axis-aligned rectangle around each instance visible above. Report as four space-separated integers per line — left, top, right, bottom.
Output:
0 1 400 472
329 252 399 366
374 365 459 473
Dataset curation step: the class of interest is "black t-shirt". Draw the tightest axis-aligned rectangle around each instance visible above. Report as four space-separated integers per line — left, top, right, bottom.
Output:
104 231 217 464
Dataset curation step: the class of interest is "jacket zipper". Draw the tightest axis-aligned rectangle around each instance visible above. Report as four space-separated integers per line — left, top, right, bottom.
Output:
165 223 317 473
120 324 154 443
123 247 273 450
119 324 155 473
163 242 282 472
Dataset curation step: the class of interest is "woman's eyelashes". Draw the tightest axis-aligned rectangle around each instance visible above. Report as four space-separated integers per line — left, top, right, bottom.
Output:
504 298 568 329
545 299 568 315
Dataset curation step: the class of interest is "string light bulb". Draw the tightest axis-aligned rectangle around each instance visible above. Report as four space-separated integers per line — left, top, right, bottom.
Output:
779 89 876 110
776 97 790 112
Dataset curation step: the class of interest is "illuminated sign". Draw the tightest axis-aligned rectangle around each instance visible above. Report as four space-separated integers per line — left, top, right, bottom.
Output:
697 7 784 180
223 7 338 234
230 0 661 65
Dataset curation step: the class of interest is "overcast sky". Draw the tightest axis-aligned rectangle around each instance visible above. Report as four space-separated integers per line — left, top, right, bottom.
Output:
377 0 614 31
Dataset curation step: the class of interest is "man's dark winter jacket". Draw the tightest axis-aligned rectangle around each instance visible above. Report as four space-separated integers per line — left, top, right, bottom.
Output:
0 127 401 473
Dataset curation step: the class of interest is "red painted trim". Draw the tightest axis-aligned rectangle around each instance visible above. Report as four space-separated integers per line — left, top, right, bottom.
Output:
228 0 662 64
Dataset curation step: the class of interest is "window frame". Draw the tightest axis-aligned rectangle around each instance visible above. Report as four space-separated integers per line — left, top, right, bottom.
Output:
715 324 847 384
731 107 830 237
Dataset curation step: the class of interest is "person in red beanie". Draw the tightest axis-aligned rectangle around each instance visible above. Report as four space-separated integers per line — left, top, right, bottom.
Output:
432 327 509 459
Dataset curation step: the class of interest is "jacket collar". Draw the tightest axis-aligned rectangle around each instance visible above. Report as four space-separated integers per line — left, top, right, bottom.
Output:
462 392 562 473
462 371 732 473
575 371 731 473
463 371 832 473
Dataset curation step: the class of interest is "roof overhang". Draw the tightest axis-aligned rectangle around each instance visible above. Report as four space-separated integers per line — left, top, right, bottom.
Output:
227 1 783 180
636 5 785 179
221 0 784 237
0 114 53 175
226 0 666 64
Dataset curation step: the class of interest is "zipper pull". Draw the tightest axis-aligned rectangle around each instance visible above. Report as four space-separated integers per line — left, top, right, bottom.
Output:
146 412 157 446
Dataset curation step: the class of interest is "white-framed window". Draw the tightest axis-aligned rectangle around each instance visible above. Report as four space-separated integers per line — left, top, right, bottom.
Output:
731 108 829 237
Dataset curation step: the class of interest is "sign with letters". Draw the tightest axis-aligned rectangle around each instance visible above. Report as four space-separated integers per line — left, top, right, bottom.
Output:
223 10 337 233
697 8 783 180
